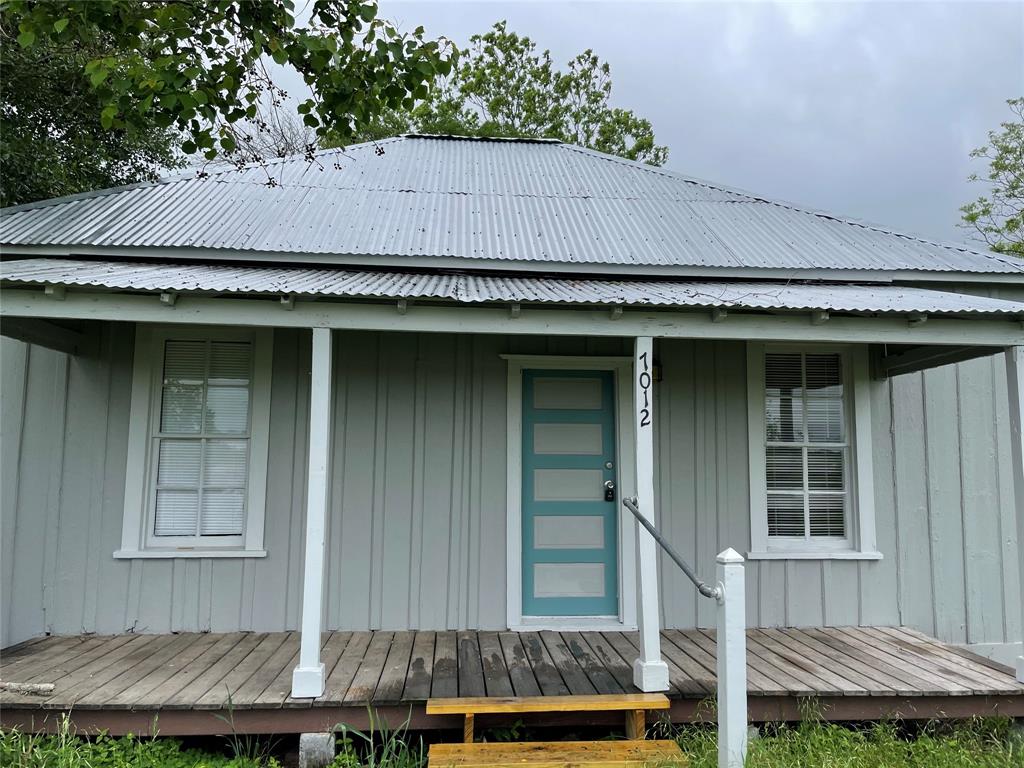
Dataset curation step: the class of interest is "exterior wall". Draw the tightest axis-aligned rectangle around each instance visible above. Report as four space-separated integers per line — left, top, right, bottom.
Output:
1 326 1020 653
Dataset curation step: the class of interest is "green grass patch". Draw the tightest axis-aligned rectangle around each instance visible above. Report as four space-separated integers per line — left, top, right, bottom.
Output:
1 715 1020 767
675 718 1022 768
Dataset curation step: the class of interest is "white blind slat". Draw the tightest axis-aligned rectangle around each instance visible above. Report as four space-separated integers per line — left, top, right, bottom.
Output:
810 495 846 537
157 440 201 485
767 494 805 537
154 489 198 536
200 490 245 535
209 342 252 384
203 440 249 486
205 387 250 434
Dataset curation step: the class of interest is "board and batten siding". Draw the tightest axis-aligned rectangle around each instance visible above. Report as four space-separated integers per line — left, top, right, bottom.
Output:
1 327 1020 654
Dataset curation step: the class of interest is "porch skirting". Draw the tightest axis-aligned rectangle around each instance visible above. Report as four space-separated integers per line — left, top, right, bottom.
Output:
2 627 1022 735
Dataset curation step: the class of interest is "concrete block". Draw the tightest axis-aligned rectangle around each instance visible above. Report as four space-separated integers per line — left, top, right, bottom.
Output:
298 732 335 768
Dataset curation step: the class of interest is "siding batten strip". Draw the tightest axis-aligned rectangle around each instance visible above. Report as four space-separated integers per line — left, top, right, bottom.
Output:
1003 346 1024 683
291 328 333 699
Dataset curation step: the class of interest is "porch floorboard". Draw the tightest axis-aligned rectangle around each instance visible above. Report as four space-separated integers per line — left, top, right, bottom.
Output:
2 627 1021 734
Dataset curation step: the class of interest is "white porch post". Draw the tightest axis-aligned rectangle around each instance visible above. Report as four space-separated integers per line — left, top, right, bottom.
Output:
632 336 670 692
716 548 748 768
291 327 333 698
1005 346 1024 683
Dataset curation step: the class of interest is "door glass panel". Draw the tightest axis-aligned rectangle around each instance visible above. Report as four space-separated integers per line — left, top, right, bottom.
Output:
534 563 605 598
534 469 603 501
533 423 603 455
534 515 604 549
533 377 602 409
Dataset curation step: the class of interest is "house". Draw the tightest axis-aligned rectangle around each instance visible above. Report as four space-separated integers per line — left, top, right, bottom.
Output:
1 135 1022 739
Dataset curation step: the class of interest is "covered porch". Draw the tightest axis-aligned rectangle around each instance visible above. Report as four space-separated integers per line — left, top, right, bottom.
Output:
2 626 1022 736
2 258 1024 725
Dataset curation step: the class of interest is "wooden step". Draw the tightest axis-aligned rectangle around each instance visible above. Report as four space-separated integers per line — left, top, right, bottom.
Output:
426 694 671 742
425 693 670 715
428 740 687 768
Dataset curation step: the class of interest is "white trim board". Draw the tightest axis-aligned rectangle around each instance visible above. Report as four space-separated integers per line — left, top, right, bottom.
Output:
3 289 1022 346
504 355 638 632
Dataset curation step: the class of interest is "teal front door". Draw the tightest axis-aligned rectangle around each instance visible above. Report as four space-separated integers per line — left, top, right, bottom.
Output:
522 370 618 617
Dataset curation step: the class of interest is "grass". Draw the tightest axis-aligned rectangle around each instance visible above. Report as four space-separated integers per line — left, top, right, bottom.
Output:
673 717 1022 768
1 714 1020 767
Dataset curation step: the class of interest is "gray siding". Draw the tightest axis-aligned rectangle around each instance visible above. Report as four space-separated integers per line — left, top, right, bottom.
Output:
1 327 1020 651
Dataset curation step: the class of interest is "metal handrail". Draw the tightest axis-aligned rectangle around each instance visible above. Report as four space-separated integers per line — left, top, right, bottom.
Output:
622 496 721 600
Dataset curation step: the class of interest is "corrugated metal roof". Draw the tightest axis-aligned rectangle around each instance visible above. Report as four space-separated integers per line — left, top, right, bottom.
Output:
4 258 1021 315
1 136 1020 276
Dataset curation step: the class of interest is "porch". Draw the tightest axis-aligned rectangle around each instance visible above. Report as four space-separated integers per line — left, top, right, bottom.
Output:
2 627 1022 736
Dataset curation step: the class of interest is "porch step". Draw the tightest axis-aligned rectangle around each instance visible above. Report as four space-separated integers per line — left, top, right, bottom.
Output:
427 740 686 768
426 694 670 742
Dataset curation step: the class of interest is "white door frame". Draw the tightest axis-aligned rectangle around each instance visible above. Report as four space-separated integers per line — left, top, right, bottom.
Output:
503 355 638 631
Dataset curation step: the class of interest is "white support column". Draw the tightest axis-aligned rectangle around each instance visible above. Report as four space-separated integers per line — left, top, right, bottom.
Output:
716 548 747 768
1005 346 1024 683
291 327 333 698
632 336 670 692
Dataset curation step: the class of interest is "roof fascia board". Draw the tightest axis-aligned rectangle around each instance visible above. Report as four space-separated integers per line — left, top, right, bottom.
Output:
1 245 1021 285
3 288 1021 346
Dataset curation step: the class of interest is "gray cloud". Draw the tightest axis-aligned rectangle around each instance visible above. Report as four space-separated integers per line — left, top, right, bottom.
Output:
292 1 1024 245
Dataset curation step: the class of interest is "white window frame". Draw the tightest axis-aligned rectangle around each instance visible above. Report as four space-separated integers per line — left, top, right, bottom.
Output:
115 325 273 559
502 355 638 631
746 342 881 561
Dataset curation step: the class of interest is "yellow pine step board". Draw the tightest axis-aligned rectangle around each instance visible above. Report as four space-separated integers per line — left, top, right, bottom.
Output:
426 693 670 715
428 740 687 768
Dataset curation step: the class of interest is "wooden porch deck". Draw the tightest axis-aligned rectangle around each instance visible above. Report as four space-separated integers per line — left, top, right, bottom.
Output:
2 627 1022 735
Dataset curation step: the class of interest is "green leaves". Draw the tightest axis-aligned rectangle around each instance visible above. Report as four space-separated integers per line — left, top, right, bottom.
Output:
360 20 667 167
960 98 1024 257
2 0 457 164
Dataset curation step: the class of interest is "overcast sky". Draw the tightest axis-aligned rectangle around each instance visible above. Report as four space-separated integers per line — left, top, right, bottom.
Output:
298 1 1024 246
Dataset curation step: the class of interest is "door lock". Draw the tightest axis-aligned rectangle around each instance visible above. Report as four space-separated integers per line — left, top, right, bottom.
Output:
604 480 616 502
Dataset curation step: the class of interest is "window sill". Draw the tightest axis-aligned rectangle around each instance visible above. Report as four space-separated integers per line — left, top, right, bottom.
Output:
113 549 267 560
746 550 883 561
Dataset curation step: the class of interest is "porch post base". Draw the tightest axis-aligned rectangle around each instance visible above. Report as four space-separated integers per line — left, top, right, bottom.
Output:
291 663 326 699
632 658 670 692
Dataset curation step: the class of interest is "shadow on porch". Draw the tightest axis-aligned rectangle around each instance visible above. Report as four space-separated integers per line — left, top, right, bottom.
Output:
1 627 1021 736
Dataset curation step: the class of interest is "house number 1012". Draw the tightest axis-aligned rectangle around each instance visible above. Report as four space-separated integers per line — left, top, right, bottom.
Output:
638 351 652 428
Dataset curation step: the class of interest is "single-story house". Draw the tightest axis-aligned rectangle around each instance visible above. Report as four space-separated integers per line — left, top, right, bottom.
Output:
1 134 1022 736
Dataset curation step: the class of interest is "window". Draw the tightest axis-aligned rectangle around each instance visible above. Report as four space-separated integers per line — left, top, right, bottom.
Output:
117 327 273 558
747 344 879 560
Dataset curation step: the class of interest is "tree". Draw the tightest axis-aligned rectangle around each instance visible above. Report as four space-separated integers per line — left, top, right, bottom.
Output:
3 1 456 170
960 97 1024 256
350 21 668 166
1 35 184 207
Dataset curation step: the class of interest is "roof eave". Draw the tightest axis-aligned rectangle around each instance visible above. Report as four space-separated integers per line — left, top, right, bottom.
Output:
1 243 1021 286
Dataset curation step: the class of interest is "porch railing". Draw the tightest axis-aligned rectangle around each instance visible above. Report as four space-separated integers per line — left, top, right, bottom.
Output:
622 496 747 768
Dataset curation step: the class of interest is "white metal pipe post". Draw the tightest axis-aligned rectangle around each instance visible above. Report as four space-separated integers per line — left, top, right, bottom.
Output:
1005 346 1024 683
632 336 670 692
291 327 333 698
716 548 748 768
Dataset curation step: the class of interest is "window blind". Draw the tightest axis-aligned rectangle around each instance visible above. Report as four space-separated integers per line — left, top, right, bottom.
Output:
764 351 848 540
153 340 252 538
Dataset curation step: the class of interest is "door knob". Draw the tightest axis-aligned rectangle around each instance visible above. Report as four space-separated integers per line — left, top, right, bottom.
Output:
604 480 615 501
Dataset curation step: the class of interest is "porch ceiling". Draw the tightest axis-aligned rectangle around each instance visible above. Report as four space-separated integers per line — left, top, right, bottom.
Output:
3 258 1023 317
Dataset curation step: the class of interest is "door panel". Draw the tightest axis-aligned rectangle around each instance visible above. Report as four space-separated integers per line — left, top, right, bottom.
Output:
522 369 618 617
